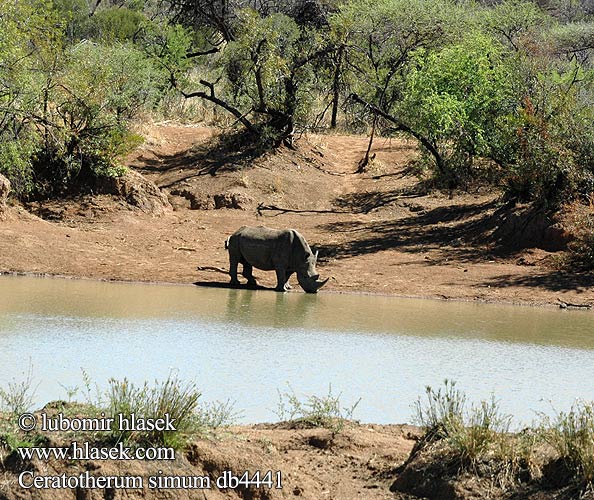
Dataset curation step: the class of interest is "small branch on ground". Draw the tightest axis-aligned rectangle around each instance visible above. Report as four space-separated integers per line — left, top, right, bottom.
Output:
196 266 228 274
557 299 592 309
257 203 350 217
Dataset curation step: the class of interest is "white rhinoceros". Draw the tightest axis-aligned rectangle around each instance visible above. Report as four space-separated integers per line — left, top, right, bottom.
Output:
225 226 329 293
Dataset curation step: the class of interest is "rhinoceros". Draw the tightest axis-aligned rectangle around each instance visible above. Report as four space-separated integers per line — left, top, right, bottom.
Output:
225 226 329 293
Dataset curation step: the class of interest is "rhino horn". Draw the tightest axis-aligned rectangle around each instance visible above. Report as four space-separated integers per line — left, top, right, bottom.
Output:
315 277 329 291
314 250 319 261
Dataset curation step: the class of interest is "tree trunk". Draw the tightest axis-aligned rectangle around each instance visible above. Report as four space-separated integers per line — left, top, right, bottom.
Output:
357 116 376 173
330 46 344 129
349 93 447 177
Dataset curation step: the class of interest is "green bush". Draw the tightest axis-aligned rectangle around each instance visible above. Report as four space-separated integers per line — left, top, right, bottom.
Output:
85 7 146 42
399 32 515 187
275 384 360 434
413 379 466 440
0 140 37 198
105 373 201 449
414 380 512 467
541 400 594 486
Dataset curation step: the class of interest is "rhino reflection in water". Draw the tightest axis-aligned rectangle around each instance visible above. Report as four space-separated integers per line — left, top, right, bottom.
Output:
225 226 329 293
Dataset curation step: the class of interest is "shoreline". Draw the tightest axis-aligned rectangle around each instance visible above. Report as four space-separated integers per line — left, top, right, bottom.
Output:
0 268 586 310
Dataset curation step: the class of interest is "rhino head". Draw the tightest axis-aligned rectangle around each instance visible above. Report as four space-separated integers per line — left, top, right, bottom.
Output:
297 250 329 293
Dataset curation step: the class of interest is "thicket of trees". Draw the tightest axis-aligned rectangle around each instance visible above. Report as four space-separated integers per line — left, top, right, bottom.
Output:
1 0 594 214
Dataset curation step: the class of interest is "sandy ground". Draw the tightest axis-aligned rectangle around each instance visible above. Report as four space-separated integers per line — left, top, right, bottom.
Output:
0 124 592 308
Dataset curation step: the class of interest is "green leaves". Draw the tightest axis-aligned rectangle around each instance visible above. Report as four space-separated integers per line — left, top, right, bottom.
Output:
398 33 514 183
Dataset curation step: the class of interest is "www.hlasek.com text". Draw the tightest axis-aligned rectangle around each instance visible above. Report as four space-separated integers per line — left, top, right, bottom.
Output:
18 441 175 461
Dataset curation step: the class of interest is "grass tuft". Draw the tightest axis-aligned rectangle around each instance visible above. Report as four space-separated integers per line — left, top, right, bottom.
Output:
541 400 594 487
275 383 360 435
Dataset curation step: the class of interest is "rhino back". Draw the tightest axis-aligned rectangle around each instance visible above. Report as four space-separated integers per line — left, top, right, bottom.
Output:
236 226 294 271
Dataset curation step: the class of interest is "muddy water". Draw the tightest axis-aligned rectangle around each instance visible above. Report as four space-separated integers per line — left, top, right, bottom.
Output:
1 275 593 424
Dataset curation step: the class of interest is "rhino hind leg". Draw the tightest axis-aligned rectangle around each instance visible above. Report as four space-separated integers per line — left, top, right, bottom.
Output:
229 254 240 285
242 263 257 286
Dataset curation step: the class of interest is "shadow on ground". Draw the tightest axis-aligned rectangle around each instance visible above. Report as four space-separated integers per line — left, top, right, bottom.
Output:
137 132 262 189
479 272 594 293
194 281 274 291
317 200 501 263
333 183 427 214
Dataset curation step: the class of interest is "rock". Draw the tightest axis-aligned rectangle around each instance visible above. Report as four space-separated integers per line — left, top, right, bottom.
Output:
213 192 253 210
96 170 171 215
170 189 214 210
169 189 252 210
0 173 11 218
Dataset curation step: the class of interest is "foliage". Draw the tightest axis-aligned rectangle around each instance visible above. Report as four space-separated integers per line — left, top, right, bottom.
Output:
491 59 594 207
105 373 201 448
541 400 594 486
0 363 37 415
480 0 553 51
275 384 360 434
413 379 466 440
414 380 512 467
0 0 166 199
0 140 37 197
102 373 237 448
216 8 328 145
335 0 464 102
2 0 594 245
399 33 515 187
85 7 147 42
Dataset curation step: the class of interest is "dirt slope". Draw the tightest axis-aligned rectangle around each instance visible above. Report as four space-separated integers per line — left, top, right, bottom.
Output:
0 418 420 500
0 124 593 307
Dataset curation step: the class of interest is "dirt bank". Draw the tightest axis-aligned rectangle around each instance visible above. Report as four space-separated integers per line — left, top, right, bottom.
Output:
0 124 593 308
1 406 589 500
0 404 419 500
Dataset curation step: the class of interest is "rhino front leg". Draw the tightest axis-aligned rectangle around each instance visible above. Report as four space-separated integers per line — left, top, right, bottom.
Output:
284 271 293 290
275 268 287 292
242 263 257 286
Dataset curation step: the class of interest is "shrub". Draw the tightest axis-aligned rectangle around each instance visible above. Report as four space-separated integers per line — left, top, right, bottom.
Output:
448 397 512 465
413 379 466 440
105 373 201 448
0 140 37 198
414 380 512 468
275 384 360 434
542 400 594 486
0 362 37 416
399 33 515 188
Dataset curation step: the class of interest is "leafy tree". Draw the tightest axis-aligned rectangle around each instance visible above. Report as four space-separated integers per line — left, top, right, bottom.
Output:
0 0 165 198
397 33 515 187
0 0 63 196
480 0 552 52
163 8 334 146
33 41 164 194
330 0 468 170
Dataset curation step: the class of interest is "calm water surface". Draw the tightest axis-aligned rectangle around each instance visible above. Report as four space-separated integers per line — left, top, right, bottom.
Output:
1 275 593 425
